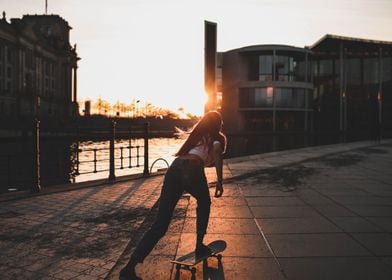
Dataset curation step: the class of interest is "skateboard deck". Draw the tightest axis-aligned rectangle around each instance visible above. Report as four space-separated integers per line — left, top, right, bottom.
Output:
171 240 227 267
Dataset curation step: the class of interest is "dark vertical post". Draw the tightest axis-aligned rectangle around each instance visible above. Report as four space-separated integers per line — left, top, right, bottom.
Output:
109 120 116 180
204 21 217 113
272 49 277 151
143 122 149 176
304 52 309 147
75 145 80 175
128 125 132 168
32 118 41 193
339 43 346 143
378 47 383 142
7 155 11 188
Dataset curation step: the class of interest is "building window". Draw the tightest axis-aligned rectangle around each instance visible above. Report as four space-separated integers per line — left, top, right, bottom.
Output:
248 51 273 81
6 46 12 63
25 50 33 70
275 55 289 81
275 51 307 82
346 58 361 86
239 87 273 108
275 88 306 108
276 111 305 130
319 59 333 77
45 61 53 77
243 111 273 130
363 58 379 85
382 57 392 82
258 55 273 81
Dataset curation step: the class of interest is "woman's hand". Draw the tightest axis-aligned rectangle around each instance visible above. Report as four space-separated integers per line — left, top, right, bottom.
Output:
214 180 224 197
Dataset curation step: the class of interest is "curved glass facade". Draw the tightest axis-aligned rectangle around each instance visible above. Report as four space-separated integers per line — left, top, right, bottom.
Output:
248 50 310 82
239 87 312 109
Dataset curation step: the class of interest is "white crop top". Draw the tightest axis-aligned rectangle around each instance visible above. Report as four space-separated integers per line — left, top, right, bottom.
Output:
188 141 221 164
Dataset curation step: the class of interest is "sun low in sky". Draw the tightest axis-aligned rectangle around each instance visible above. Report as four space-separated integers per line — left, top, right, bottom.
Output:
2 0 392 116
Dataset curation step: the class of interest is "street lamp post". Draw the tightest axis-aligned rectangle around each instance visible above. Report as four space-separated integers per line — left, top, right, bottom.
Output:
134 99 140 118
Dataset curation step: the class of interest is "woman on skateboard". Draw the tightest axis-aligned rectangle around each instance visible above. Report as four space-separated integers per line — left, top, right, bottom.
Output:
120 111 226 280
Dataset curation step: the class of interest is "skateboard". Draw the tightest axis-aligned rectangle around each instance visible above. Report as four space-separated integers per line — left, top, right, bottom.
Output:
171 240 227 278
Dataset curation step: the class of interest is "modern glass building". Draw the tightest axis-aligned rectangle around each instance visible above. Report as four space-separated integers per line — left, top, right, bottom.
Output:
208 33 392 156
311 35 392 144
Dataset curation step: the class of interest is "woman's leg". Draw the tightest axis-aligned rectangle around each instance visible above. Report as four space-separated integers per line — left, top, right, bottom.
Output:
185 169 211 249
122 162 184 274
133 170 183 262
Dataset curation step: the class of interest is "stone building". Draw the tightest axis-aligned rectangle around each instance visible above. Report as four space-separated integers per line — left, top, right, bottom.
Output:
0 12 79 122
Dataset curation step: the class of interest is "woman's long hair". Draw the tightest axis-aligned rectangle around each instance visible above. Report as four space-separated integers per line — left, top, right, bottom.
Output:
175 111 226 156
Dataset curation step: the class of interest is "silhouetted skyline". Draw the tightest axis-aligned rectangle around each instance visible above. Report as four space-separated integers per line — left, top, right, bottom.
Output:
2 0 392 115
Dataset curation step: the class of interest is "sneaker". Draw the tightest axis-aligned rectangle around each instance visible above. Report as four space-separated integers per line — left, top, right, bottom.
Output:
119 265 141 280
195 243 212 257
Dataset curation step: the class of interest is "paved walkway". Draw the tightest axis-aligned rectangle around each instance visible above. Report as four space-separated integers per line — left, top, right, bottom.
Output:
1 140 392 279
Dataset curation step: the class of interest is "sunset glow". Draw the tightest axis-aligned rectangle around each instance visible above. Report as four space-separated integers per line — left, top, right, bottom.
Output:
2 0 392 116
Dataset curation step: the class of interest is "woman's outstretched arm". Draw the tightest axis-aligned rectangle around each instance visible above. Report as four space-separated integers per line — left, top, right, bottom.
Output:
212 142 224 197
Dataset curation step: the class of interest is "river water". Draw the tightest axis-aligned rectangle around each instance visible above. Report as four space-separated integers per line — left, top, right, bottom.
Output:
75 137 184 182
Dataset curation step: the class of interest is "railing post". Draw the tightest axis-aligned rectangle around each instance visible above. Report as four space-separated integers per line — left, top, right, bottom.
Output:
109 120 116 180
7 155 11 188
143 122 149 176
32 118 41 193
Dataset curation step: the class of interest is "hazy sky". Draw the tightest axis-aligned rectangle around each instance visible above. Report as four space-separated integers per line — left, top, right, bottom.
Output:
2 0 392 115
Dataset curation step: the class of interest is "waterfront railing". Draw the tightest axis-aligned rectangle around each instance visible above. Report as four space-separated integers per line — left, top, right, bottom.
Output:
74 121 150 179
0 120 152 194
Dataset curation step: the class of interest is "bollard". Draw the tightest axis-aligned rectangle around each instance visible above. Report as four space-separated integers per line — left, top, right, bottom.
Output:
143 122 150 176
32 118 41 193
109 120 116 180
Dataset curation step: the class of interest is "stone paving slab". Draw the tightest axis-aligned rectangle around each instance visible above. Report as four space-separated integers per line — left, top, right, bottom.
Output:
266 233 372 257
256 216 342 234
329 216 384 232
250 205 321 218
352 233 392 256
182 217 260 234
278 257 392 280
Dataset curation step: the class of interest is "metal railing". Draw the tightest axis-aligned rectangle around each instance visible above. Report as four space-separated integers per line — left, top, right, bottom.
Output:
0 120 151 193
75 144 144 175
72 121 150 181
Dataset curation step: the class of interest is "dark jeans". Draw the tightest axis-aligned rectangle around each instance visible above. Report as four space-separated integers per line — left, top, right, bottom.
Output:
131 157 211 263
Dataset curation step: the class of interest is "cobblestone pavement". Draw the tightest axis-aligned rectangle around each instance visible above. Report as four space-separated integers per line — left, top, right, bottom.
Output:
1 140 392 280
0 176 165 279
